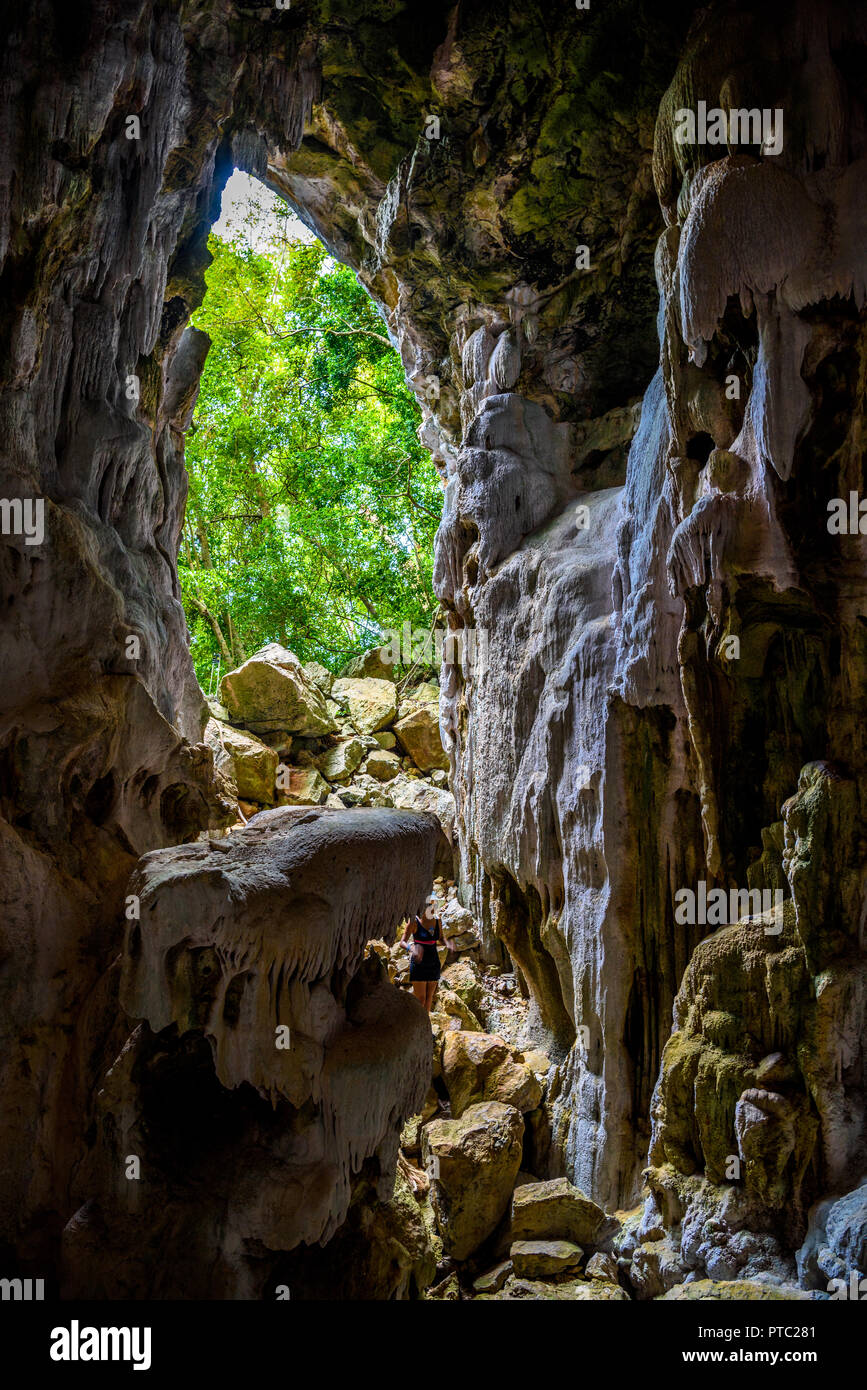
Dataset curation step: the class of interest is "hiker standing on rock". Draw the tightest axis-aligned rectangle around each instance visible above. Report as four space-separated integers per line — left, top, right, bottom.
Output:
402 894 444 1013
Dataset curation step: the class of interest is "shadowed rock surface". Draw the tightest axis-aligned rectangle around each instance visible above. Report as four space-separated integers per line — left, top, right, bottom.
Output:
62 806 440 1297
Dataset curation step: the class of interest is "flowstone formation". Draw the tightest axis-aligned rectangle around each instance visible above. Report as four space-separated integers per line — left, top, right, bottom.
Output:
1 0 866 1300
64 806 441 1298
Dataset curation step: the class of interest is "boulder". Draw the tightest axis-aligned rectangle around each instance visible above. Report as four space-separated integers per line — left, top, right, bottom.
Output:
394 704 449 773
486 1059 542 1112
440 959 484 1015
510 1176 614 1247
798 1178 867 1289
388 777 456 842
422 1102 524 1260
374 731 397 750
440 898 475 940
220 645 337 736
205 719 277 805
659 1279 815 1301
436 986 483 1033
521 1049 552 1075
472 1261 512 1295
478 1276 629 1301
510 1239 584 1278
441 1030 542 1117
338 785 368 807
426 1272 461 1300
585 1251 619 1282
331 677 397 734
441 1029 507 1105
276 767 329 806
338 647 396 682
315 738 364 784
629 1235 688 1299
449 930 479 953
303 660 333 695
259 730 294 758
364 749 402 782
400 681 440 709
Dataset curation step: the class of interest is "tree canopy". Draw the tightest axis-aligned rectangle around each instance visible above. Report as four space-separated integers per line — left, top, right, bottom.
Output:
179 180 442 692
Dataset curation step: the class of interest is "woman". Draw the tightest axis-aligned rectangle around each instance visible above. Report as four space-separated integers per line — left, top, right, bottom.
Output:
402 893 444 1013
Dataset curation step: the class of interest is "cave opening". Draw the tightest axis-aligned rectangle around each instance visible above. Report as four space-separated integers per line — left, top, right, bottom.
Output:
180 169 444 701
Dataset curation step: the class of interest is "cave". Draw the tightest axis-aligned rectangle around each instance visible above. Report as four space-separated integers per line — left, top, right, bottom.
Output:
2 0 867 1329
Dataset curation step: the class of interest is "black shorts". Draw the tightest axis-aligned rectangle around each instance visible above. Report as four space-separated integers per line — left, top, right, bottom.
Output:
409 948 441 982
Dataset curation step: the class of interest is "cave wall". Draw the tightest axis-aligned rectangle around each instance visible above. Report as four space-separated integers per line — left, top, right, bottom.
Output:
1 0 865 1291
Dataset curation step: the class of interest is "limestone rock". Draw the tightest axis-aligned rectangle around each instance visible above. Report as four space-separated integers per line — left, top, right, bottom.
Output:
436 987 483 1033
659 1280 815 1301
263 1162 437 1300
441 1030 542 1117
374 731 397 750
303 661 334 695
205 719 277 805
585 1251 620 1282
388 778 456 843
472 1260 512 1294
426 1272 461 1301
315 738 364 784
440 959 484 1015
338 648 396 682
511 1239 584 1278
422 1102 524 1260
277 768 329 806
400 682 440 711
5 0 867 1301
439 898 475 940
798 1179 867 1289
511 1177 614 1248
364 749 401 782
114 807 441 1267
394 704 449 773
478 1276 629 1301
331 677 398 734
521 1049 552 1076
220 646 337 737
629 1235 688 1300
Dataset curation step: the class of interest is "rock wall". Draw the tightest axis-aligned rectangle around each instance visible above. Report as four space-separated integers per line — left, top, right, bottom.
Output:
2 0 866 1294
439 0 867 1239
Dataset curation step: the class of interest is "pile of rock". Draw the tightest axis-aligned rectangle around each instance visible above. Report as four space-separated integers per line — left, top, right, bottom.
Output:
203 643 455 842
379 949 630 1300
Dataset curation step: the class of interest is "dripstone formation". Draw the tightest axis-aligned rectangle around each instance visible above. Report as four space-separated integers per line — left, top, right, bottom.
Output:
1 0 866 1298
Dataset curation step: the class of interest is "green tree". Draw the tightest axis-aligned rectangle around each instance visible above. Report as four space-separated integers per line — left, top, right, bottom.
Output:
179 183 442 690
